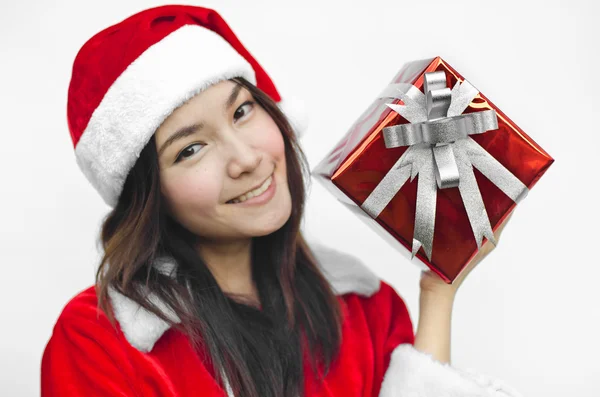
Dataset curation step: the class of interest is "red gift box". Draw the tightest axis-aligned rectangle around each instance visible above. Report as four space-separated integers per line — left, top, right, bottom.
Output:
312 56 554 283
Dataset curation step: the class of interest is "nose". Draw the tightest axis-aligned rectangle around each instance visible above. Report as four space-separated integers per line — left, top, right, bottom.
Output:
225 133 262 178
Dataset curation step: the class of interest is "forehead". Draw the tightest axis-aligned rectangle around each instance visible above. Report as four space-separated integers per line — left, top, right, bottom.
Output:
155 79 244 139
175 80 240 120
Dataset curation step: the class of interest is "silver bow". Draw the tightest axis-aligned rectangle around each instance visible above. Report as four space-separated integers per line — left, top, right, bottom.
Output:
360 71 528 260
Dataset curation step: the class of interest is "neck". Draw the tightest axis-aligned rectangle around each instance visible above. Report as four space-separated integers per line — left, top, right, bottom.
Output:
196 237 259 304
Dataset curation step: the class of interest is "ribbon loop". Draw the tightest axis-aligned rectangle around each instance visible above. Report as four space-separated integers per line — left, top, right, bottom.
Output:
383 109 499 148
425 71 452 121
433 144 460 189
426 88 452 120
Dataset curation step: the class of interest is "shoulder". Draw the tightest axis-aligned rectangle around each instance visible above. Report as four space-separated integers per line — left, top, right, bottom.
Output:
47 284 129 350
308 241 381 297
42 286 141 395
52 285 100 327
307 241 412 325
43 284 137 371
52 285 105 327
342 279 412 322
338 279 415 365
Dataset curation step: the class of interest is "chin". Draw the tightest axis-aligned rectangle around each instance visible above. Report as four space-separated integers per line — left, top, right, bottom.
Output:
248 206 292 237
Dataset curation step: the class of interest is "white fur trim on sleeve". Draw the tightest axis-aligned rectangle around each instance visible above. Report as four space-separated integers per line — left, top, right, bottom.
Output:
379 344 523 397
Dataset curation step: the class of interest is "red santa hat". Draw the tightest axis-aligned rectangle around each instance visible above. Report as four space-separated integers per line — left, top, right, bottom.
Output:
67 4 308 207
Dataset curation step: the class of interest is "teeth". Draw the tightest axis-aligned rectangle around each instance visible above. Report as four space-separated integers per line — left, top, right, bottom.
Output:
229 175 272 204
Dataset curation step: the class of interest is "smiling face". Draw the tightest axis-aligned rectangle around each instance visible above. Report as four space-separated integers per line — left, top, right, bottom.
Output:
154 80 292 243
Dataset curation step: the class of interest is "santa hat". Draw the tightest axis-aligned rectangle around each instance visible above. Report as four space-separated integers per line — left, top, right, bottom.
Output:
67 4 308 207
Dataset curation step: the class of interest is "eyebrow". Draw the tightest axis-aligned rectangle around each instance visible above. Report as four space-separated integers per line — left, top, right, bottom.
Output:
157 84 244 158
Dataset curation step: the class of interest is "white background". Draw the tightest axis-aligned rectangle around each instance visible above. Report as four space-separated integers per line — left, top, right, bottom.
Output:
1 0 598 395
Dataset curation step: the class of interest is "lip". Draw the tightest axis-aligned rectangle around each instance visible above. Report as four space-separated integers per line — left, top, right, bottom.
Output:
226 173 276 206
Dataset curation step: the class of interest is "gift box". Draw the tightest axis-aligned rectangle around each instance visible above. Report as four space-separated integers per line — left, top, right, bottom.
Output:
312 56 554 283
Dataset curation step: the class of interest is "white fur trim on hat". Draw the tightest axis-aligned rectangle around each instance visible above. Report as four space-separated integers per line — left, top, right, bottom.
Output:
75 24 256 207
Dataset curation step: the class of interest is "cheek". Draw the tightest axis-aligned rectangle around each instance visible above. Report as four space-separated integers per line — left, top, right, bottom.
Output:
161 167 221 213
257 118 286 162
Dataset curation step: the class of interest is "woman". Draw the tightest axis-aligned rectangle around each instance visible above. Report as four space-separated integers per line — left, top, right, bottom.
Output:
41 4 521 397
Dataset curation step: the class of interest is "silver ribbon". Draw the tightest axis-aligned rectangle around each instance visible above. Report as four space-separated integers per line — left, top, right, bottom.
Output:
360 71 528 260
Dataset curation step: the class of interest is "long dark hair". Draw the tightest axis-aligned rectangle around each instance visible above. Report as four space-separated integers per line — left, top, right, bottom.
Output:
95 77 344 397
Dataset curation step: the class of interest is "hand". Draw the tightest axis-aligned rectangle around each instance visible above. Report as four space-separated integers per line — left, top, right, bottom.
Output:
419 212 514 298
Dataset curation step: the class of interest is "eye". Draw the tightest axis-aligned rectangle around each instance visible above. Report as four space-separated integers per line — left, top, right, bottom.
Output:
175 143 204 163
233 100 255 123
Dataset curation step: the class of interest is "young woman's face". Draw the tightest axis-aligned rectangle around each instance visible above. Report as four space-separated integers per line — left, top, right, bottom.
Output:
154 80 292 242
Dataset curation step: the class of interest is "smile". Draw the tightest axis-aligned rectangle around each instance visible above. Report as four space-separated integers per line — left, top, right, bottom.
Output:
226 173 275 205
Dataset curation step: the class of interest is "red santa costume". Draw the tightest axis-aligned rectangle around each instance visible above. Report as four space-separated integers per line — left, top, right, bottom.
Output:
41 5 523 397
